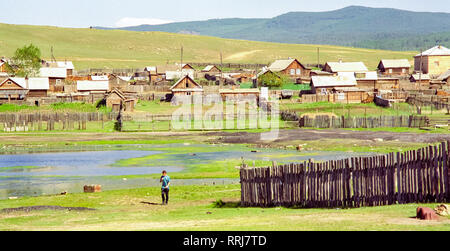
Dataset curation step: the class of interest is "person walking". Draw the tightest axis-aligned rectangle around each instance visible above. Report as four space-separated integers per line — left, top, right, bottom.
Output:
160 170 171 205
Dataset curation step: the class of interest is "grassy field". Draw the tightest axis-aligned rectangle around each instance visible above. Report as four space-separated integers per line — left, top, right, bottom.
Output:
0 184 448 231
0 102 111 113
0 23 416 70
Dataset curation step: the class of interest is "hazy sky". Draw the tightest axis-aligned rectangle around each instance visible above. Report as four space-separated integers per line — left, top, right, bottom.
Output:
1 0 449 28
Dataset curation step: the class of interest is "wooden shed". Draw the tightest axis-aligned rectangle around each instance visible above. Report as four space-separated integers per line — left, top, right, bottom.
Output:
323 61 368 74
105 89 137 112
377 59 411 76
202 65 222 73
410 73 431 85
219 88 260 102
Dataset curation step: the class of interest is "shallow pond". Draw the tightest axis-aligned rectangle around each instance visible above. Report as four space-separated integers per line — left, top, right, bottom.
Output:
0 143 371 199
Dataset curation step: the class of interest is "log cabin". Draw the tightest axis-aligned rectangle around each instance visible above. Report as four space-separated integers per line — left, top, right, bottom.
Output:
377 59 411 76
310 74 357 94
105 89 137 112
39 67 67 92
202 65 222 74
410 73 431 85
267 58 311 82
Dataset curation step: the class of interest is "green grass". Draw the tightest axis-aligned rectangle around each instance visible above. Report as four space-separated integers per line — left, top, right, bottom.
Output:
0 23 416 70
0 102 111 113
281 102 414 117
0 184 448 231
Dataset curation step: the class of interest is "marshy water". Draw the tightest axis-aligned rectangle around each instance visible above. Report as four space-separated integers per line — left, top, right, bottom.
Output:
0 143 371 199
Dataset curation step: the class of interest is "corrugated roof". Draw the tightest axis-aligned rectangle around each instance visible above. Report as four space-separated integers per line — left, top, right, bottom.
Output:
415 45 450 57
77 80 109 91
380 59 411 68
40 67 67 78
410 74 431 80
8 77 26 88
268 59 296 72
311 75 357 88
28 78 50 90
325 62 368 72
437 70 450 81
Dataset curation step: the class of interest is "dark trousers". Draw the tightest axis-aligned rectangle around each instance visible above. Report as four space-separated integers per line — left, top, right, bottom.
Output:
161 188 169 204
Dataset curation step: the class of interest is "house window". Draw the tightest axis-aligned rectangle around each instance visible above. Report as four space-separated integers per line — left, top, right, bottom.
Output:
7 81 12 85
290 69 295 75
389 69 393 73
186 92 192 96
402 68 406 73
56 79 62 84
296 69 301 75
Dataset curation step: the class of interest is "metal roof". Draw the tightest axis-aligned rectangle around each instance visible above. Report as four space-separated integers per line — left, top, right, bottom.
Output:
437 70 450 81
410 74 431 80
379 59 411 68
40 67 67 78
325 62 368 72
311 75 357 88
7 77 26 88
202 65 220 72
28 78 50 90
415 45 450 57
77 80 109 91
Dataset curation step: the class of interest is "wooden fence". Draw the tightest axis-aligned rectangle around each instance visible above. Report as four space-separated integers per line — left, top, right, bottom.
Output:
240 142 450 208
0 112 117 132
299 115 428 129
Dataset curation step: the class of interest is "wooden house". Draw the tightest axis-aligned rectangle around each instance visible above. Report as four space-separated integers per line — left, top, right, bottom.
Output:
105 89 137 112
39 67 67 91
202 65 221 74
414 45 450 76
323 61 368 74
170 75 203 105
377 59 411 76
0 77 29 101
352 71 378 90
267 58 310 81
42 60 74 77
410 73 431 85
144 66 165 83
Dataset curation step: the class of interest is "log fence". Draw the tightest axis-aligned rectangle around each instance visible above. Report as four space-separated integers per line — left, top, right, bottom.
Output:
240 142 450 208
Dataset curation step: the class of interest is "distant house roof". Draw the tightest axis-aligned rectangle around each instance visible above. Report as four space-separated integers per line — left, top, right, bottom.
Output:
410 74 431 81
379 59 411 68
56 61 74 70
77 80 109 91
415 45 450 57
268 59 305 72
311 75 357 88
202 65 221 72
170 75 203 91
219 89 260 94
438 70 450 81
91 75 109 81
40 67 67 78
145 66 157 73
347 71 378 81
28 78 50 90
325 61 368 73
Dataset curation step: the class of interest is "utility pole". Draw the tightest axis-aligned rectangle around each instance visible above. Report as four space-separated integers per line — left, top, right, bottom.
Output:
317 47 320 69
51 46 56 63
180 45 184 71
419 49 423 91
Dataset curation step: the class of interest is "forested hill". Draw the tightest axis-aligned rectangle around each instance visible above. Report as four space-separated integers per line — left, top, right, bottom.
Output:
96 6 450 51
